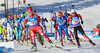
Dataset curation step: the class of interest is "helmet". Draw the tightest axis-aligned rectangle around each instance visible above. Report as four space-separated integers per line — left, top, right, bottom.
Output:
64 10 67 14
28 8 33 12
70 9 76 14
14 14 17 18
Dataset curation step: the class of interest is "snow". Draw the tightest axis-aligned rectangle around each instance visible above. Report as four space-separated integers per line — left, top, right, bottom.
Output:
0 0 100 30
4 37 100 53
0 0 100 53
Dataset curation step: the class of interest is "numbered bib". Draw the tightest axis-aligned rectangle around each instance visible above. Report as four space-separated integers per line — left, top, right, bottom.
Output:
29 21 37 25
72 20 80 24
58 20 66 25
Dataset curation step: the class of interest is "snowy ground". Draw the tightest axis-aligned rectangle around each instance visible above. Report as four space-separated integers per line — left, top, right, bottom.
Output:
3 37 100 53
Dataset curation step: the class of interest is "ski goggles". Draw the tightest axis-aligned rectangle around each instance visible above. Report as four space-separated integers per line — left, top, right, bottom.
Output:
28 11 32 13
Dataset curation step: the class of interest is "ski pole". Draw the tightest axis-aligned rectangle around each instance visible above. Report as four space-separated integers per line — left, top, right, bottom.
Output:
51 10 53 33
72 5 74 9
59 7 61 12
65 5 66 9
82 24 84 27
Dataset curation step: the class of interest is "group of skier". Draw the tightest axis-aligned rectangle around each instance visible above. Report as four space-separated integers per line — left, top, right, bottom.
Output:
0 6 98 51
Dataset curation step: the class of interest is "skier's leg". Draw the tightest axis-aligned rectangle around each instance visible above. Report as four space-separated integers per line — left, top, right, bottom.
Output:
58 27 63 45
0 34 2 41
5 29 7 40
30 28 37 50
21 27 25 45
36 32 44 47
78 25 96 45
19 27 21 42
7 27 10 41
74 27 80 47
15 27 18 40
62 30 65 40
55 27 57 40
10 27 13 41
36 25 56 46
36 26 50 42
25 26 28 40
63 26 75 45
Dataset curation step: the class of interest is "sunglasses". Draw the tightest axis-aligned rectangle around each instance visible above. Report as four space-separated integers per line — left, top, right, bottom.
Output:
28 11 32 13
71 13 75 14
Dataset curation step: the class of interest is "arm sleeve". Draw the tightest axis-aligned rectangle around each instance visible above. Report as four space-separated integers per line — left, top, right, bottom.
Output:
67 16 72 23
77 14 82 21
24 18 28 25
49 17 53 21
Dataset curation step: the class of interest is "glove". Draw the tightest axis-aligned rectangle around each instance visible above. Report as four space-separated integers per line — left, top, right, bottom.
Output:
66 23 69 27
81 21 83 24
54 25 56 28
45 18 48 22
96 25 99 28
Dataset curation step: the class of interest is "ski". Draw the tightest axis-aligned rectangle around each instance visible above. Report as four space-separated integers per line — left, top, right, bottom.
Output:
27 50 40 53
80 40 89 42
51 45 63 49
68 42 76 45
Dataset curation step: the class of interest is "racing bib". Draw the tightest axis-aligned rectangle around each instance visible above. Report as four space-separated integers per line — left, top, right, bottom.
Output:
72 20 80 24
29 21 37 25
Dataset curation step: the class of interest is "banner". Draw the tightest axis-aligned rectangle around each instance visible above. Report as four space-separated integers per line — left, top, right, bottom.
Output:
78 30 94 36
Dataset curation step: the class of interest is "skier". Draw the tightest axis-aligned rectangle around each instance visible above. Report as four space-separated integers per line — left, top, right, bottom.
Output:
34 12 46 48
20 12 26 45
39 16 48 36
50 13 60 43
23 8 56 51
68 9 98 48
7 16 13 41
63 9 70 19
1 20 7 42
56 12 75 46
14 14 21 44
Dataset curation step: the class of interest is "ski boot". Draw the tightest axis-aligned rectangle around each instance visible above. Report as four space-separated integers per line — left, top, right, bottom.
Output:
31 46 37 52
10 40 13 42
79 38 82 41
49 40 57 47
31 44 37 52
60 40 64 46
2 38 4 42
16 40 20 45
89 40 98 46
69 40 75 45
20 41 23 45
42 45 46 48
63 39 66 43
6 40 9 42
78 44 81 48
55 40 58 43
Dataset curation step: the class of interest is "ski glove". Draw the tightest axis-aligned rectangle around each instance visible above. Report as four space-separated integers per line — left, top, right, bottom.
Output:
45 18 48 22
54 25 56 28
81 21 83 24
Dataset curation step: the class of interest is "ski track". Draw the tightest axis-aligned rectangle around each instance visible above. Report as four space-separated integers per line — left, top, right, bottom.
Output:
3 38 100 53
